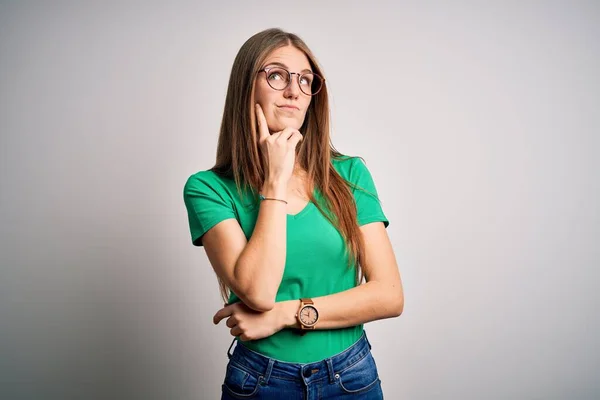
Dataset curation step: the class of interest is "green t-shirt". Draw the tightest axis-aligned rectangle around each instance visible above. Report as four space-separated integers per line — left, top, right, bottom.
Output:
183 155 389 363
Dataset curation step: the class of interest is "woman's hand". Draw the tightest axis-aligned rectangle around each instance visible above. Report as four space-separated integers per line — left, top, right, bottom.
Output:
213 300 298 341
255 103 303 185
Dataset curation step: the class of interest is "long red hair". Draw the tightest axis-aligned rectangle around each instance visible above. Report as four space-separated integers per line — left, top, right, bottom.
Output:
211 28 366 303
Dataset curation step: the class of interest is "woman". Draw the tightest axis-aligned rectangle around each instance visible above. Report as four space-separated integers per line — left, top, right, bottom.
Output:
183 28 404 399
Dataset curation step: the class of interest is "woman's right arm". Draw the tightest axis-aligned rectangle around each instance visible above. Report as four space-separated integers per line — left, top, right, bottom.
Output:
201 180 288 312
202 103 302 312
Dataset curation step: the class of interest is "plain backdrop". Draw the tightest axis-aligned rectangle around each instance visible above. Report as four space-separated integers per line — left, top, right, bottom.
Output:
1 1 599 399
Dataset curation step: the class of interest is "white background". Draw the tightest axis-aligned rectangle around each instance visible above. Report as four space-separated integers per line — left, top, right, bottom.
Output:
1 1 598 399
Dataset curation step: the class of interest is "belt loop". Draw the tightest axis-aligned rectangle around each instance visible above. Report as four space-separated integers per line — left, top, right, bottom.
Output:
262 359 275 385
326 358 336 383
227 337 236 359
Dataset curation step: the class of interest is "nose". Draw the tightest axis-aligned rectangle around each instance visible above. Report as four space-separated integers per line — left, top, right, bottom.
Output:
283 73 301 98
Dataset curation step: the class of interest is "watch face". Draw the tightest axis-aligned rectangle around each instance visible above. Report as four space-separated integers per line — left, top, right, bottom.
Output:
299 305 318 326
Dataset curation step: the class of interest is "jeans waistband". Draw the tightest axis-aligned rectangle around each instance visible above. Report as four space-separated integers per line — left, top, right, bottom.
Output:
226 331 373 385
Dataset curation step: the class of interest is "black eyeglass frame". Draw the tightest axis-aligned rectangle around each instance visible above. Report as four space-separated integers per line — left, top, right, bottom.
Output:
257 67 325 96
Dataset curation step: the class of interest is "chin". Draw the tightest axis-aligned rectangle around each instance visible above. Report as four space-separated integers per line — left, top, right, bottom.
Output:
269 119 301 132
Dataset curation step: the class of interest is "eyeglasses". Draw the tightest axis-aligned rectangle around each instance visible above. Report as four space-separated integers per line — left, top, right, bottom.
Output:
258 67 325 96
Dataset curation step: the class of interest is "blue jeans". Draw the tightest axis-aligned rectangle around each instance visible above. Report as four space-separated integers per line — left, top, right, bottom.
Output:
221 331 384 399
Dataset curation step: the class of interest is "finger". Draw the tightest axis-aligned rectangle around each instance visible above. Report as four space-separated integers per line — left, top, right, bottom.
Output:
287 132 304 148
288 131 303 141
230 325 242 337
213 305 234 325
255 104 270 141
276 127 300 142
239 333 250 342
225 316 237 328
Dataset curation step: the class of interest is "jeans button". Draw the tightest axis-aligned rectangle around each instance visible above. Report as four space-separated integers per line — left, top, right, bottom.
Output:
303 369 311 378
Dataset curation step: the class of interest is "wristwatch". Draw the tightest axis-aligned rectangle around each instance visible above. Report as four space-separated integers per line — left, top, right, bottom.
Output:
296 298 319 333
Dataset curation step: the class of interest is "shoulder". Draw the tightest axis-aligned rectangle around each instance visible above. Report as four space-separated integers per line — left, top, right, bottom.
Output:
332 154 389 226
331 154 372 183
183 169 233 199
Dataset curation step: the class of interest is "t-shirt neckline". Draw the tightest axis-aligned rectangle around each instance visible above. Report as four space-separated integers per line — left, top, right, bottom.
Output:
287 201 314 220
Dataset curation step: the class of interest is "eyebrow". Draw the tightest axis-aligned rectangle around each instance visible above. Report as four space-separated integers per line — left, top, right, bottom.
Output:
264 61 313 74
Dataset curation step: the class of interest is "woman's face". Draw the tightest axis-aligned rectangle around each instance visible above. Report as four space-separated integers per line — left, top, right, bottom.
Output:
253 45 313 134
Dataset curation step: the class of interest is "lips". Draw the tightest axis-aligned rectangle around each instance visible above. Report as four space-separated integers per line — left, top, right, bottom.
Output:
277 105 299 110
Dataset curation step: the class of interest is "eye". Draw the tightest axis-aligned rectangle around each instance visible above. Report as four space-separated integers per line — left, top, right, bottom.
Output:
268 72 284 81
300 75 313 86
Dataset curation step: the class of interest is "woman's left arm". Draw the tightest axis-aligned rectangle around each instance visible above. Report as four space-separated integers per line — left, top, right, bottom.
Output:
213 222 403 340
281 221 403 329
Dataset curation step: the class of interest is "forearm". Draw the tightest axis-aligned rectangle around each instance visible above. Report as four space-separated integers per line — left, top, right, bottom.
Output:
233 180 287 310
278 280 404 329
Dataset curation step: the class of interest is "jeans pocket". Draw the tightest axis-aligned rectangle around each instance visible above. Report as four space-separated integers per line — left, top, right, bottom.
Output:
335 351 381 394
222 361 261 398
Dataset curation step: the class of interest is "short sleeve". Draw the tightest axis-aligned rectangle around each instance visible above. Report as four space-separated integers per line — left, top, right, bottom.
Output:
183 172 236 246
347 158 389 228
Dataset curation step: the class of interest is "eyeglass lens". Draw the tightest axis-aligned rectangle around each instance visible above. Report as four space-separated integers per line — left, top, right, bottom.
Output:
265 67 323 95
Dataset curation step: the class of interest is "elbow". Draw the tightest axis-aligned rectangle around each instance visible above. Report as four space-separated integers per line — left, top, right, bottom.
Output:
232 261 278 312
232 275 276 312
388 290 404 318
242 291 276 312
392 297 404 317
245 297 275 312
375 281 404 318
